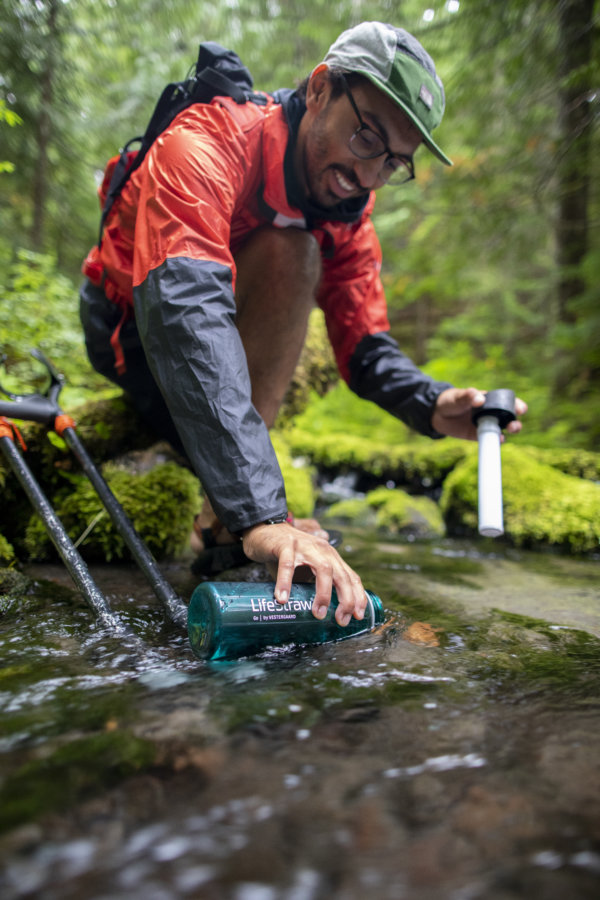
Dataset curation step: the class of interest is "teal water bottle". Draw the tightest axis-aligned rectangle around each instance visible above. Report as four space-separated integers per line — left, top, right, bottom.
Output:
188 582 384 660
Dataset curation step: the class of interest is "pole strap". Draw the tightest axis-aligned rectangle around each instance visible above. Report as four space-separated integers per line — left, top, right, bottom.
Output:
0 416 27 450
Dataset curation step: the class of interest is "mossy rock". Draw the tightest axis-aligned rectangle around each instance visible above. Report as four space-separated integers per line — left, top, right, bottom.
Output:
24 461 200 562
272 433 316 519
324 485 445 538
0 395 158 541
18 393 156 476
289 427 466 488
276 308 338 423
440 444 600 553
520 446 600 482
0 730 156 833
284 382 466 486
0 566 31 617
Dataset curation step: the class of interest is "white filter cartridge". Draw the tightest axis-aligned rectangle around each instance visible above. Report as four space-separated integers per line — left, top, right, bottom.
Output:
477 416 504 537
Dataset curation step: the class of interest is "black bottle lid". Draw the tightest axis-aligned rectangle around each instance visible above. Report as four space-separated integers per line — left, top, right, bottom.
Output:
472 389 517 429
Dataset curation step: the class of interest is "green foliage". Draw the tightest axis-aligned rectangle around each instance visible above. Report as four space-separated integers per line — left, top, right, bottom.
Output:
0 97 22 174
289 380 410 444
24 462 200 562
0 535 16 567
0 249 105 404
441 444 600 553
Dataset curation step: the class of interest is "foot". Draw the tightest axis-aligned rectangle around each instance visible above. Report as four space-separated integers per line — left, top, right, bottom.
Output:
189 515 238 555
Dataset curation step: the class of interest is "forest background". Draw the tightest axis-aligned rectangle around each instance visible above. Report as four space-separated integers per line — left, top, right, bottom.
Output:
0 0 598 450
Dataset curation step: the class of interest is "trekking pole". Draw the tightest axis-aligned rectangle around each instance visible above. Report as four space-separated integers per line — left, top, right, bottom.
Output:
0 349 187 628
58 421 187 627
0 416 124 633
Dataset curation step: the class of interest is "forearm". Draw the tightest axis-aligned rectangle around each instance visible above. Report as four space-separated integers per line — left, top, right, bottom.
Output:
348 332 452 437
134 257 288 533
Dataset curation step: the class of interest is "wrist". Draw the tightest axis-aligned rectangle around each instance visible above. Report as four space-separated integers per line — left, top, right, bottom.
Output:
240 515 289 540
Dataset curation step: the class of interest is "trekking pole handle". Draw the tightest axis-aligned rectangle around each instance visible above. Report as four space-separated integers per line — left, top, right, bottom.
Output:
0 349 64 424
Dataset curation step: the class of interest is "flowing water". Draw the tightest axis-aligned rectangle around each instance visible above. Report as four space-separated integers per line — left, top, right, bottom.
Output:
0 532 599 900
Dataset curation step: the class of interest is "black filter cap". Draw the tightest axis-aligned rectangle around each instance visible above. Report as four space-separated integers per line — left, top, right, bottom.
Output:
472 389 517 429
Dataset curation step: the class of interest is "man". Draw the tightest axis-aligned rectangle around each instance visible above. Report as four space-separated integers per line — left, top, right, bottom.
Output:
80 22 526 628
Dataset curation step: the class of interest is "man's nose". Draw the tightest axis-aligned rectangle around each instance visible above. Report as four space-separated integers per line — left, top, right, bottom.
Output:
353 156 387 190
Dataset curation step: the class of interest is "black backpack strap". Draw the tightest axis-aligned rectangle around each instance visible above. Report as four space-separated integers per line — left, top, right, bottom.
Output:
97 42 256 247
196 67 248 104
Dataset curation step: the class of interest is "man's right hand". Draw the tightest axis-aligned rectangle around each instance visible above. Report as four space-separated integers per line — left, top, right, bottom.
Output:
241 522 367 627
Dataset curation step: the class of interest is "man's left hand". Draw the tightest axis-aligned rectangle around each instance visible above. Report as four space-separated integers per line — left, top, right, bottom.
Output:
431 387 528 441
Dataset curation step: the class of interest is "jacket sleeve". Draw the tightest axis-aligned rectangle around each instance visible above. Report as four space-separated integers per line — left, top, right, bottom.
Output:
131 104 288 533
318 204 452 438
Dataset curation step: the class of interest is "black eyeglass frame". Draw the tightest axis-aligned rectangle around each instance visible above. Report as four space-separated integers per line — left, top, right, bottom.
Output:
341 76 416 185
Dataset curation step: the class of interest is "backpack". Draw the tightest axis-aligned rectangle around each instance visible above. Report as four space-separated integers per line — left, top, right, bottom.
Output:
98 41 261 245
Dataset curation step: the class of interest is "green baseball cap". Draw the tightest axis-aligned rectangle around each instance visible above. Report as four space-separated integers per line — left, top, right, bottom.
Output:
323 21 452 166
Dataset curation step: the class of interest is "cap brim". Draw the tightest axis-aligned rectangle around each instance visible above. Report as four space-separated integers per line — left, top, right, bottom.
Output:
361 71 453 166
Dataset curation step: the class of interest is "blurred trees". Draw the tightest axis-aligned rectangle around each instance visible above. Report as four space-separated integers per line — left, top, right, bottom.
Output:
0 0 597 446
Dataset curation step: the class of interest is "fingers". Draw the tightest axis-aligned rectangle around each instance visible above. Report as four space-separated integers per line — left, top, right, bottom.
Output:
292 517 330 541
272 541 296 606
515 397 528 416
433 387 528 441
243 523 366 627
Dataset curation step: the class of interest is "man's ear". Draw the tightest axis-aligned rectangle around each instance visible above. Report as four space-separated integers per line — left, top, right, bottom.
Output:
306 63 330 111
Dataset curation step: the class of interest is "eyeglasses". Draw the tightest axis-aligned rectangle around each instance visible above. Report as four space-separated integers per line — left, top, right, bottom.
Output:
342 77 415 186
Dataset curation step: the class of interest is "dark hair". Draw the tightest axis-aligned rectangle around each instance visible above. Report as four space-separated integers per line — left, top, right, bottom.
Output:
295 67 368 102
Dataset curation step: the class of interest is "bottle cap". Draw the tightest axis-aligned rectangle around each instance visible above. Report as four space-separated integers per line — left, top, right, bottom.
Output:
472 389 516 429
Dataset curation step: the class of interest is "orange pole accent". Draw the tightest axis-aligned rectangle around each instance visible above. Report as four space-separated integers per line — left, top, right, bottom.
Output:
54 413 76 436
0 416 27 450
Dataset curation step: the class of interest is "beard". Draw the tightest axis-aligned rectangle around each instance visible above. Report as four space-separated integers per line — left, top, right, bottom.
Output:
299 109 365 208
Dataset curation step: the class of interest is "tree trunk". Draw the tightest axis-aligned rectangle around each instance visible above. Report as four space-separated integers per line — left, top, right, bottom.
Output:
555 0 594 322
31 0 59 251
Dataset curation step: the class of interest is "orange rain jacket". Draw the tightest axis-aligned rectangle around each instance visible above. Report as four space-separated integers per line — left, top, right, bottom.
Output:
82 89 450 534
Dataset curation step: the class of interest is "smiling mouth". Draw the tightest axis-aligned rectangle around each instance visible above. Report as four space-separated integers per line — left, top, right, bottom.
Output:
334 168 358 194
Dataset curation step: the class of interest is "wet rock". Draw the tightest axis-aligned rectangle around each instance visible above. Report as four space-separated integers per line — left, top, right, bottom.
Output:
403 622 444 647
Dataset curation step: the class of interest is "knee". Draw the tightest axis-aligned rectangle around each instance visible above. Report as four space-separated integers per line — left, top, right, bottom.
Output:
236 226 322 293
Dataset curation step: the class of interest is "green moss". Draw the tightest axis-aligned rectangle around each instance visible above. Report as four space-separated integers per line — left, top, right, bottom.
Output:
0 731 156 832
271 433 316 519
289 380 410 444
521 446 600 481
323 496 376 527
289 427 467 486
325 486 445 538
441 444 600 553
0 533 16 565
24 461 200 562
284 386 466 485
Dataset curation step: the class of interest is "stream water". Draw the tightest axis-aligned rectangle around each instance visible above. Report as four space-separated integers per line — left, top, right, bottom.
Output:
0 532 599 899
